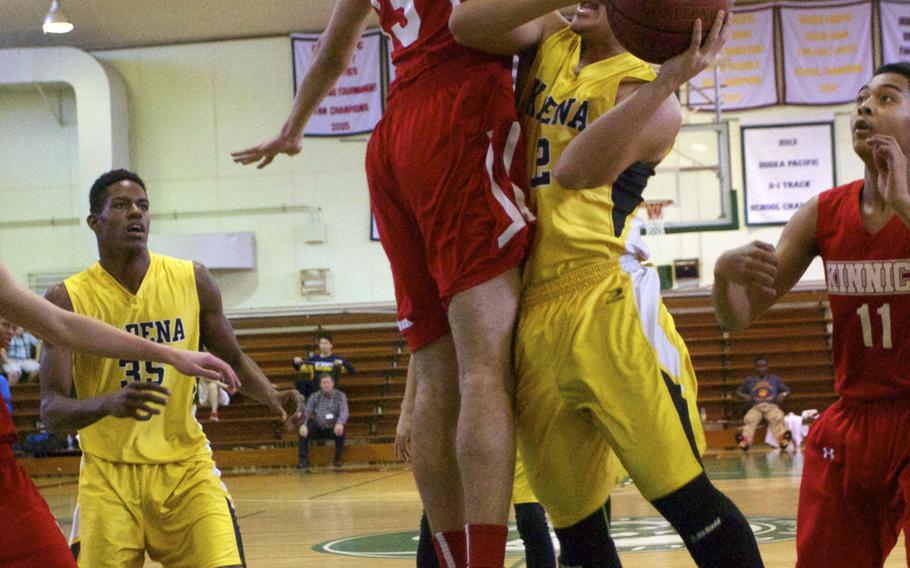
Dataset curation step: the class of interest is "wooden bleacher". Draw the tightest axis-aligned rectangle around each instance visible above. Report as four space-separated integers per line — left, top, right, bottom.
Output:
8 286 837 471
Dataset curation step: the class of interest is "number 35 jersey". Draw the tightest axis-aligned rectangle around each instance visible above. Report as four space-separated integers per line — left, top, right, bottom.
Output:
817 180 910 400
64 253 209 463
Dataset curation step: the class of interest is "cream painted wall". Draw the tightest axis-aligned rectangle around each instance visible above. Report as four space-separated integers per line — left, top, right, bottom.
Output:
0 36 874 310
0 37 394 311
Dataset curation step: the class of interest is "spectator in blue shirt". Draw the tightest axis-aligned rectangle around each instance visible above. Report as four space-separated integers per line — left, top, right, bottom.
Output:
1 327 40 384
293 334 355 397
0 373 12 415
736 355 791 451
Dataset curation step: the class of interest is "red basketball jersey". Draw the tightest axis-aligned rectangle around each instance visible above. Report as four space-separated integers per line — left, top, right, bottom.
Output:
370 0 508 87
0 400 17 445
817 180 910 400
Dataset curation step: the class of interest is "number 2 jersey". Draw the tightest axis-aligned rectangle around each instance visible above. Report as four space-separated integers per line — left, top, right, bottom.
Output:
518 27 657 287
817 180 910 400
64 253 209 463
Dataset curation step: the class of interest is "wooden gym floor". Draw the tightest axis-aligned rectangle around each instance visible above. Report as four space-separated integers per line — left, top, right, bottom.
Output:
35 449 907 567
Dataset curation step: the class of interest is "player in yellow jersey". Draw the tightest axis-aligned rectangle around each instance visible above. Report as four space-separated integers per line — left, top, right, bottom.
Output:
451 3 765 567
0 264 238 568
39 169 305 568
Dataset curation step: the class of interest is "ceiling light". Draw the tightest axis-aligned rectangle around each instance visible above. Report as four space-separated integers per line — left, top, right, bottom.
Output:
43 0 73 34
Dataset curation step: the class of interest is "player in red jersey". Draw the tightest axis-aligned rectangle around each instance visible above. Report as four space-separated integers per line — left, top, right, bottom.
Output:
713 62 910 567
0 262 240 567
231 2 531 566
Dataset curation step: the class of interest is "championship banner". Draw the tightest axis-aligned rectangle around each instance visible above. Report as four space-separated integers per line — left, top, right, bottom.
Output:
781 1 874 105
881 1 910 63
687 5 777 111
742 122 835 226
292 29 384 136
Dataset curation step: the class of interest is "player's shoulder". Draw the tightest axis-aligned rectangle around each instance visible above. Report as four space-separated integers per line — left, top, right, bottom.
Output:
817 179 863 208
44 282 74 312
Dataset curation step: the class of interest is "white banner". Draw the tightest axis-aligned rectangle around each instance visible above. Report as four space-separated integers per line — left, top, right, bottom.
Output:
292 30 384 136
688 5 778 111
881 1 910 63
743 123 835 225
781 2 874 105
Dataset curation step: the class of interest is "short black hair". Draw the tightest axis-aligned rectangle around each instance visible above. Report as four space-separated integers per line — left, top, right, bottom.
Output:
317 333 333 344
89 169 146 214
755 355 768 364
318 372 335 382
874 62 910 87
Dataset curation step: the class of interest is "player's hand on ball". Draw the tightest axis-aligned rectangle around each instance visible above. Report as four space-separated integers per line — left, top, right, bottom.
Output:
657 10 730 90
103 382 171 421
170 350 241 393
715 241 779 298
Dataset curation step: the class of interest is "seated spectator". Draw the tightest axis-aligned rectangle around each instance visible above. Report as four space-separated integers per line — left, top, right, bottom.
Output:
736 355 792 451
196 377 231 422
2 326 40 384
293 333 355 397
297 373 349 469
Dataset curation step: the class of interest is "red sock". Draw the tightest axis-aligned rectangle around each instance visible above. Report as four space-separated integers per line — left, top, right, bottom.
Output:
433 530 467 568
465 524 508 568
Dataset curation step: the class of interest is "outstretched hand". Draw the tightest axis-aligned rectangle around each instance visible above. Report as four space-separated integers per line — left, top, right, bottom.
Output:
867 135 910 211
657 10 731 90
714 241 779 299
268 388 306 429
170 350 241 392
230 129 302 170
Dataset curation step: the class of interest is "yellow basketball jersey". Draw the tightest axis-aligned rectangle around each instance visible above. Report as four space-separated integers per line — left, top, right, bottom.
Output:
65 253 209 464
519 27 657 286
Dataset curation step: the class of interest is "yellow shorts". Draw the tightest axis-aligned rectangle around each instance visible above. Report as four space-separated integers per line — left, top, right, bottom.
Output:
71 453 244 568
512 450 537 505
515 260 705 528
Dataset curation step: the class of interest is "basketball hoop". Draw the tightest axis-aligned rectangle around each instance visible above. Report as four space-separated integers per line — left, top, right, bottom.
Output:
643 200 673 235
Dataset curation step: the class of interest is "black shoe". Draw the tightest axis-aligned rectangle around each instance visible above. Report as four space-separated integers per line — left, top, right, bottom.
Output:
296 461 309 470
779 431 793 449
333 459 342 468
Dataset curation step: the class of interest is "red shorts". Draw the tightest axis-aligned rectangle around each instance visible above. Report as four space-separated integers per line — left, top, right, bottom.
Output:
0 445 76 567
796 397 910 567
366 61 531 351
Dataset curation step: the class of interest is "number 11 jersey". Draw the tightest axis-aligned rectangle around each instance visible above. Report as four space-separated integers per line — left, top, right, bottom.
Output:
64 253 208 463
817 180 910 400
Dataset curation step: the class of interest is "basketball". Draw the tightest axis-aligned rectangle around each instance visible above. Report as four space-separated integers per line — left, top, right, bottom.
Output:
606 0 732 64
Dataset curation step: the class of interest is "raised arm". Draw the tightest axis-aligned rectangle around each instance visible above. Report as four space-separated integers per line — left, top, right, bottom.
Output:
230 0 373 169
194 263 304 426
39 283 173 434
0 264 238 387
449 0 569 55
713 197 820 330
554 13 729 188
867 135 910 228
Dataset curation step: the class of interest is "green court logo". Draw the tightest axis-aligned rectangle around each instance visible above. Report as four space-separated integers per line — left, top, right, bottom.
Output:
313 516 796 558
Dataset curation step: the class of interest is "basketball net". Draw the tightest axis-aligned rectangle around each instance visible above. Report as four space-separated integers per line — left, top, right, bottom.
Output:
643 200 673 236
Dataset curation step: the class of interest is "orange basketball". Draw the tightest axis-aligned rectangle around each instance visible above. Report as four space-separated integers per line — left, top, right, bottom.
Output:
606 0 732 64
